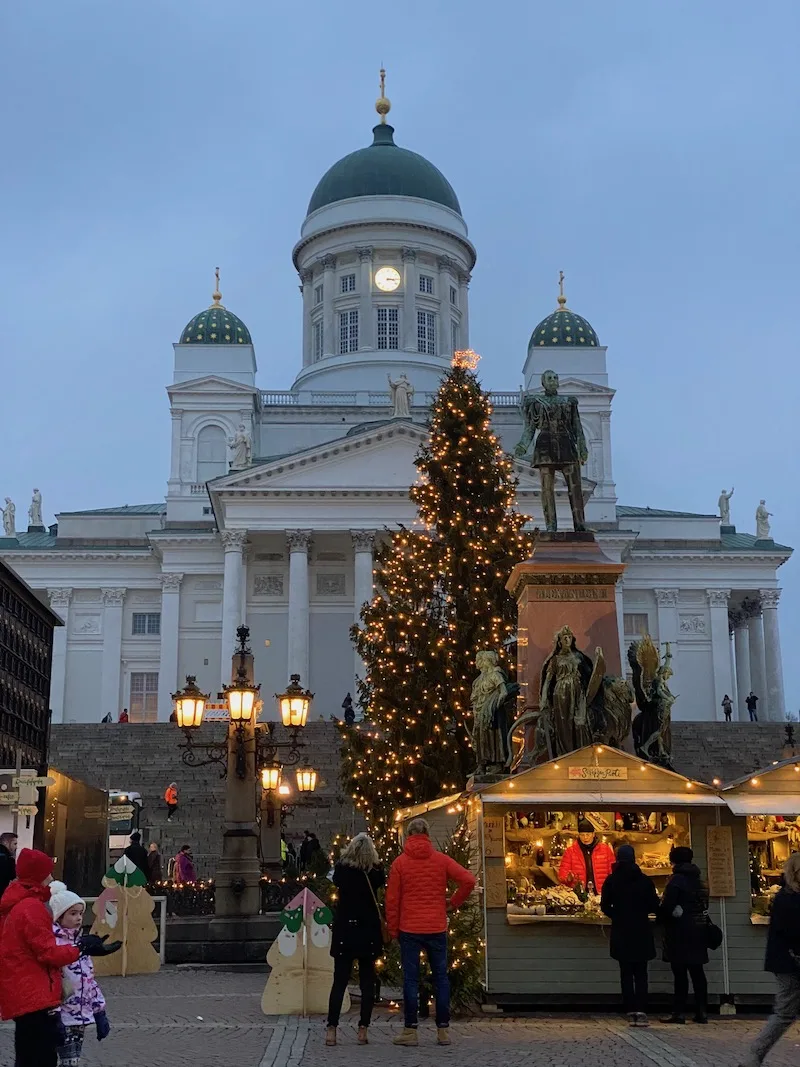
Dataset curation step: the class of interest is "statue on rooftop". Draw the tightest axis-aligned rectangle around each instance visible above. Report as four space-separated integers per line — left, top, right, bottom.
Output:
718 487 734 525
756 499 772 540
388 373 414 418
228 424 252 470
2 498 15 537
28 489 42 528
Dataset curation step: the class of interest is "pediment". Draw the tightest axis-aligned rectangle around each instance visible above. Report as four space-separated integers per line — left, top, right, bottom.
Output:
168 375 257 398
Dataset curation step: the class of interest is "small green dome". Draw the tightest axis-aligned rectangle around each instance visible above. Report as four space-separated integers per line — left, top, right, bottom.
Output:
307 123 461 216
180 287 251 345
529 293 599 350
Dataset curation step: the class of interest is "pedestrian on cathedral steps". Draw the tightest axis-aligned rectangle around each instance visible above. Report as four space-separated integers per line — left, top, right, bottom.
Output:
721 695 733 721
746 691 759 722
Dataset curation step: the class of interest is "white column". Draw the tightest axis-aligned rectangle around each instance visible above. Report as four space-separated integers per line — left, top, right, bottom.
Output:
459 270 471 348
300 269 313 367
351 530 376 690
321 254 336 357
599 411 614 491
707 589 733 721
437 256 454 355
654 585 680 651
745 602 768 720
729 629 738 711
287 530 312 686
47 588 72 724
614 578 626 671
158 573 183 720
402 248 417 350
760 589 786 722
240 545 251 626
220 531 247 684
169 408 182 487
358 247 374 350
100 588 126 719
733 614 752 721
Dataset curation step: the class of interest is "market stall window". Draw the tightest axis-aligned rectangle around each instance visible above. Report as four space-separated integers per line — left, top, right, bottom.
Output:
504 808 690 923
748 813 800 921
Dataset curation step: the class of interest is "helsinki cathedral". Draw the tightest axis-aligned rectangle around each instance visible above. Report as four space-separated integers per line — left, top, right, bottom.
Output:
1 78 791 725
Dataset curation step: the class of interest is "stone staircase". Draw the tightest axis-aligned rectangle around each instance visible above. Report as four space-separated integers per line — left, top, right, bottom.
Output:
672 721 793 784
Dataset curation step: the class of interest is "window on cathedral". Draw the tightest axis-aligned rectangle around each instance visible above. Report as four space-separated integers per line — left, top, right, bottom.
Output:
419 274 434 295
314 284 323 305
340 273 356 293
129 671 159 722
313 320 323 361
450 285 458 306
339 310 359 354
196 425 227 482
376 307 399 350
417 311 436 355
623 613 650 637
132 612 160 636
451 320 459 353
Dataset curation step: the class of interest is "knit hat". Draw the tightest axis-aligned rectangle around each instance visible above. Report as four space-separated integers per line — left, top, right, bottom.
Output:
16 848 54 884
577 819 594 833
48 881 85 922
670 846 694 865
615 844 636 864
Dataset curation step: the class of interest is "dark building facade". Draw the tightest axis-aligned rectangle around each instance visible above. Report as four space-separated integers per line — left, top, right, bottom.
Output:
0 559 60 769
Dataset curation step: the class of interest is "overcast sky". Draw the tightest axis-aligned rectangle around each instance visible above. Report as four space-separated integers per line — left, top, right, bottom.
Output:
2 1 798 711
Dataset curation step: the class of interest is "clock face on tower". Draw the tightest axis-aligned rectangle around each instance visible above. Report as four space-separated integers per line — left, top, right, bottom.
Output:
374 266 401 292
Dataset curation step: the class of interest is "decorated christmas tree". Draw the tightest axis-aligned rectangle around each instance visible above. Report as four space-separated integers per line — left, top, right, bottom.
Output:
346 352 531 847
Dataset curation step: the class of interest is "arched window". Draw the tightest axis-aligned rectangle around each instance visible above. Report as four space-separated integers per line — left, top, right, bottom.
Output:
196 425 227 482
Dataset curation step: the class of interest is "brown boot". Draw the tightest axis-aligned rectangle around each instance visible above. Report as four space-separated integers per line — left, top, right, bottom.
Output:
393 1028 419 1046
357 1026 368 1045
437 1028 452 1046
325 1026 337 1046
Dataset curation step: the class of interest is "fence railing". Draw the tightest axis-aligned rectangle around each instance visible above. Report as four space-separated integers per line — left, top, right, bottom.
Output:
259 389 522 408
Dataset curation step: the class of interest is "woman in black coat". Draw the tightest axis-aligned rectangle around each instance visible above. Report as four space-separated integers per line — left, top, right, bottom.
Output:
326 833 385 1047
739 854 800 1067
658 846 710 1023
601 844 659 1026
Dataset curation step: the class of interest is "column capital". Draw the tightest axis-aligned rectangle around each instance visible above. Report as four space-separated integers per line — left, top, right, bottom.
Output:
741 595 762 618
47 588 73 609
437 255 456 272
159 572 184 592
299 268 314 284
706 588 731 608
357 246 373 262
401 247 417 262
169 407 184 419
729 608 746 630
221 530 248 552
286 529 313 553
654 588 679 607
458 271 471 286
101 587 126 606
320 253 337 270
350 529 376 552
759 588 782 609
599 411 612 423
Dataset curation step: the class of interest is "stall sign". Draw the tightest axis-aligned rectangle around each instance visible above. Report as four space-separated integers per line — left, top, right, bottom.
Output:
484 863 507 908
568 766 628 781
15 806 39 817
13 776 55 788
483 816 505 857
706 825 736 897
0 792 19 805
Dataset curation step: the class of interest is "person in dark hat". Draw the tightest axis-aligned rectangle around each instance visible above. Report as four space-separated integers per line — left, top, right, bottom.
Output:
659 846 710 1023
558 819 615 894
601 844 660 1026
124 832 150 879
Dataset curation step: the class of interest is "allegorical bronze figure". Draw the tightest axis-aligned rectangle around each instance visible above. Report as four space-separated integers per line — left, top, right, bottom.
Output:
515 369 588 533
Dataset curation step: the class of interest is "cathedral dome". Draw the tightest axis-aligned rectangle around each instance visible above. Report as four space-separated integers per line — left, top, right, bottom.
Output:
528 278 599 350
179 272 252 345
307 123 461 217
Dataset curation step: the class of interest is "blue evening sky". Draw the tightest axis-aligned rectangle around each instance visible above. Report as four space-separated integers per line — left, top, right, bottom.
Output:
2 1 798 712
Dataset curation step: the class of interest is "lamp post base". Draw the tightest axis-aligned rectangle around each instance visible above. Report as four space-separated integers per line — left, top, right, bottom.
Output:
214 827 262 917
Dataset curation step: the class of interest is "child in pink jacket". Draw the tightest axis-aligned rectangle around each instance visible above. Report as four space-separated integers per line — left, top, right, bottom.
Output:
49 882 111 1067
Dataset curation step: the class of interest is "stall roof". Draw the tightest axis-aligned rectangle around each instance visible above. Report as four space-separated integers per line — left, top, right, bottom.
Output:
722 755 800 790
394 792 464 822
483 790 724 808
724 795 800 815
721 755 800 815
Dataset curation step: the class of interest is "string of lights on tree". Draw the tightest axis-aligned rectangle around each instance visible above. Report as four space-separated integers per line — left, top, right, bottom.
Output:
343 352 532 851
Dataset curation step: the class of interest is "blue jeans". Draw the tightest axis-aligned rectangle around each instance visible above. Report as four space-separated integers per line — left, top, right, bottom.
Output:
399 931 450 1028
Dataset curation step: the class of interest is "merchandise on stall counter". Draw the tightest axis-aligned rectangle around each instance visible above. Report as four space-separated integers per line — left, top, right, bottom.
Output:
747 811 800 918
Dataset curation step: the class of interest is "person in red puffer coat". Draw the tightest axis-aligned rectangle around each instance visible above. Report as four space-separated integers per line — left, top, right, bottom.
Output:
558 819 615 894
385 818 476 1048
0 849 120 1067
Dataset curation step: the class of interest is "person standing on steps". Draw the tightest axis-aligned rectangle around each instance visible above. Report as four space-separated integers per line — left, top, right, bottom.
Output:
738 853 800 1067
386 817 476 1048
123 833 149 880
721 695 733 721
746 691 759 722
173 845 197 885
164 782 178 822
659 846 710 1024
601 844 659 1027
146 843 162 886
0 832 18 899
325 833 386 1047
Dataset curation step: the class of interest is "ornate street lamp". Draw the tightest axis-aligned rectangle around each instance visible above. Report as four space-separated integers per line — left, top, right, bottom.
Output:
172 676 209 729
260 762 282 793
295 764 318 793
275 674 314 728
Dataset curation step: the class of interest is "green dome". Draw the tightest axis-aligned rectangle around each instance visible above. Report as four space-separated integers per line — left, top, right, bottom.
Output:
529 296 599 350
180 299 251 345
307 123 461 216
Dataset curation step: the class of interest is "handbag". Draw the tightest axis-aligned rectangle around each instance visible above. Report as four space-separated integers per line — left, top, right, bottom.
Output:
704 914 723 951
364 871 391 946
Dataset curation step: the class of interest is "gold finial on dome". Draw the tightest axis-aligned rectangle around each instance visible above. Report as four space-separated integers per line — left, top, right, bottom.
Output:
375 67 391 124
557 269 568 309
210 266 224 308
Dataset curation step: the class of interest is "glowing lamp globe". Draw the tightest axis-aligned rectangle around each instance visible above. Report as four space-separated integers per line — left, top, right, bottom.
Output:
224 679 260 723
295 765 318 793
172 676 209 729
261 763 282 792
276 674 314 728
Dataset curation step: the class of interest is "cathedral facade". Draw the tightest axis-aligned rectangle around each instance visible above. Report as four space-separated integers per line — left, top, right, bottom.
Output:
1 90 791 725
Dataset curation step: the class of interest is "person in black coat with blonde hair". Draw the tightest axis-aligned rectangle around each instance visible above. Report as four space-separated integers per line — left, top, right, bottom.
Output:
659 846 710 1023
601 844 659 1027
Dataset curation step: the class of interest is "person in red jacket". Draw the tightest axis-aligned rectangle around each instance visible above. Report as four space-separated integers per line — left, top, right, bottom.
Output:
558 819 615 894
385 818 476 1048
0 848 120 1067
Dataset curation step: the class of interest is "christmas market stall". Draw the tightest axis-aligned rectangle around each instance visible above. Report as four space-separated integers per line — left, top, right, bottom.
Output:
470 744 729 1008
394 793 466 846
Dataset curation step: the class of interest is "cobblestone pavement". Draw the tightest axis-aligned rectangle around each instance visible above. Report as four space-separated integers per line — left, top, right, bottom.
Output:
0 969 798 1067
